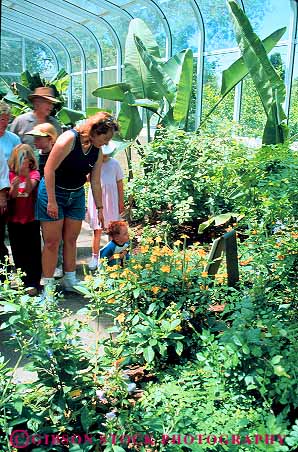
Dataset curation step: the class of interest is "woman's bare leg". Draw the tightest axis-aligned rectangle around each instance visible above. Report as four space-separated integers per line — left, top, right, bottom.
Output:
41 220 64 277
62 218 82 272
92 228 102 255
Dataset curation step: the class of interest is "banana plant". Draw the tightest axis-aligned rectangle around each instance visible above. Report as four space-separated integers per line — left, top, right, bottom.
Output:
0 69 85 126
92 18 194 142
227 0 288 145
201 25 287 127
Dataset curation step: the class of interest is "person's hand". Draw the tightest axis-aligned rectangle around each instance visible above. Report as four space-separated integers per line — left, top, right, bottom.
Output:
97 208 104 229
11 176 20 188
47 200 59 219
119 250 128 259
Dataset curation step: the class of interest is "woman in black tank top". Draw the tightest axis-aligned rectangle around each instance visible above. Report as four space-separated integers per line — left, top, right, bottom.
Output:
36 112 119 294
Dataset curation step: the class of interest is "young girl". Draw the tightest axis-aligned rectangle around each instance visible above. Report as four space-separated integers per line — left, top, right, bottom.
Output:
100 220 130 267
8 144 41 295
87 143 125 270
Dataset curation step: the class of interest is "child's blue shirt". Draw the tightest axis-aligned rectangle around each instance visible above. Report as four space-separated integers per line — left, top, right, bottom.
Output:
100 240 130 266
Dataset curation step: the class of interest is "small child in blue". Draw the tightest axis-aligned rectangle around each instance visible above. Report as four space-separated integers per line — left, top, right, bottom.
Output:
100 220 130 267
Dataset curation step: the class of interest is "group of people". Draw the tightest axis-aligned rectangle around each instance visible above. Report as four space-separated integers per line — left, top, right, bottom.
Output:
0 86 130 296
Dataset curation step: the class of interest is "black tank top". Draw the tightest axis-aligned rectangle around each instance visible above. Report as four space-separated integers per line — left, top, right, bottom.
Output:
55 129 100 190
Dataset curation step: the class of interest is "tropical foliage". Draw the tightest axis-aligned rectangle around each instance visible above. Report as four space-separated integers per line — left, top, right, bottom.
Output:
93 19 194 142
0 69 85 127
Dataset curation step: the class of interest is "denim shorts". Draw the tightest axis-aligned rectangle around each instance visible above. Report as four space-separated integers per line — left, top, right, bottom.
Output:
35 178 85 222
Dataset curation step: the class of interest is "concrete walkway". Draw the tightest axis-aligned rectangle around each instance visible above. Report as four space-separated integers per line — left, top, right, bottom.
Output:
0 221 114 382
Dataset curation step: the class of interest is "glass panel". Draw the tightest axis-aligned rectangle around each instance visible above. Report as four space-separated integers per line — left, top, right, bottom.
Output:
202 52 237 126
102 13 130 53
87 72 99 108
48 42 68 72
25 41 57 78
102 69 117 112
195 0 237 52
154 0 200 54
289 47 298 137
240 44 287 138
72 75 82 111
55 33 82 73
0 35 22 73
126 2 166 57
87 23 117 67
243 0 290 40
72 28 98 71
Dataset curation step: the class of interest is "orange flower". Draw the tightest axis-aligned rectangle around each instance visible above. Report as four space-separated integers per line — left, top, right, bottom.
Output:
198 249 207 257
160 265 171 273
107 298 116 304
277 255 285 260
239 257 253 266
201 271 208 278
150 255 158 263
291 232 298 238
140 245 149 253
113 357 125 368
151 286 160 294
155 236 162 243
180 234 189 239
115 313 125 323
174 240 182 246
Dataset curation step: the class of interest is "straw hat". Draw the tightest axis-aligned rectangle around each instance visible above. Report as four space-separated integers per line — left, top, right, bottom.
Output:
25 123 58 142
28 87 60 103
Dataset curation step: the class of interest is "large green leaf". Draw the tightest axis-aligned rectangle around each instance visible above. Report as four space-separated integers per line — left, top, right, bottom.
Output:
173 49 193 126
117 94 143 141
20 70 34 88
124 19 163 101
221 27 286 97
0 77 11 97
202 27 286 126
228 0 287 144
134 35 176 104
15 83 31 103
92 83 132 102
128 98 160 113
50 68 68 82
57 107 85 126
3 90 26 107
86 107 113 117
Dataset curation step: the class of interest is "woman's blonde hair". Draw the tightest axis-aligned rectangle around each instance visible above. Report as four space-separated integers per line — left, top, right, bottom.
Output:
76 112 119 142
9 144 38 173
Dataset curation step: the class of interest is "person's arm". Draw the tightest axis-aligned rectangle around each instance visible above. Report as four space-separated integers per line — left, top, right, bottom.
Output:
9 176 20 199
44 130 74 219
117 179 124 214
90 150 104 228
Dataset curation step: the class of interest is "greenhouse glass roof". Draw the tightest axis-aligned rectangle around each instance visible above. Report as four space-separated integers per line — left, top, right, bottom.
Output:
0 0 296 133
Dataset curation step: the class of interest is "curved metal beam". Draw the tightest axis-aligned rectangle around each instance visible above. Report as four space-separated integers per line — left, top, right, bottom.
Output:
286 0 297 119
2 25 59 72
145 0 172 58
55 0 123 76
21 0 103 108
187 0 205 127
1 17 72 75
3 6 87 110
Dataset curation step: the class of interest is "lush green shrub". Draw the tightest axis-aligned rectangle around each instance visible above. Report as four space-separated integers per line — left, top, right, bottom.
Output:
127 126 298 239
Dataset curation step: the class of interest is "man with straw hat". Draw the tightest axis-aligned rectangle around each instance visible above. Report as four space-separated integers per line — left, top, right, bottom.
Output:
10 86 62 148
